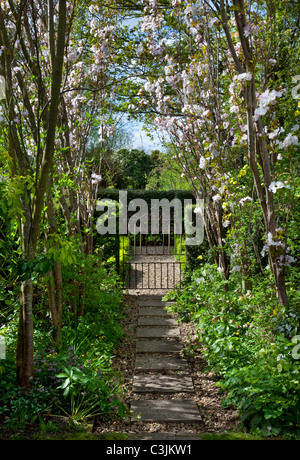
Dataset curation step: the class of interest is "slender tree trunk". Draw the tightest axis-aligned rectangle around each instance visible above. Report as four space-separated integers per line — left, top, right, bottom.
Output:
206 199 230 282
16 201 35 390
48 270 58 327
54 261 63 341
46 178 64 345
13 0 67 388
17 279 34 391
246 78 289 307
220 0 289 307
47 263 63 345
241 241 253 293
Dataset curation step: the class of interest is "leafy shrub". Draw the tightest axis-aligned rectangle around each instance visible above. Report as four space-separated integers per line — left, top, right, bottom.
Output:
164 263 300 438
0 356 55 429
221 340 300 438
0 260 128 429
55 364 127 421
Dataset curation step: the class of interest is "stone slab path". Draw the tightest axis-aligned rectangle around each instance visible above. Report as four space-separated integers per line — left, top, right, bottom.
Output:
135 355 188 371
138 307 173 317
130 297 202 425
130 400 201 423
136 327 180 338
138 317 177 326
133 375 195 393
136 339 182 354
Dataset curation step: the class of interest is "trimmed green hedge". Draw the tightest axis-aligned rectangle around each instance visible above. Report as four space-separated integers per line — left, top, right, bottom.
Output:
96 189 195 204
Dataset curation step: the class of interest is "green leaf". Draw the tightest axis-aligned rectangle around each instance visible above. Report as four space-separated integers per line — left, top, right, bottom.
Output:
63 387 70 397
61 378 70 389
56 373 68 379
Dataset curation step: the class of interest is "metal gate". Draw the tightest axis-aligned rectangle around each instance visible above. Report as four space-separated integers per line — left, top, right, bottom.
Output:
120 234 185 290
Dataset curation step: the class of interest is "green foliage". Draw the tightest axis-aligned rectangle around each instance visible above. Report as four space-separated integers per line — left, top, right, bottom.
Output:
145 148 191 191
1 0 299 438
119 236 131 284
164 264 300 438
0 356 55 429
0 261 128 429
221 341 300 438
0 155 22 324
55 364 127 421
96 188 195 205
114 148 158 189
46 235 78 268
59 251 122 324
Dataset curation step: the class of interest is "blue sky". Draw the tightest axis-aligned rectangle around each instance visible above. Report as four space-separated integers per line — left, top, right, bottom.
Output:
131 121 163 152
121 16 164 152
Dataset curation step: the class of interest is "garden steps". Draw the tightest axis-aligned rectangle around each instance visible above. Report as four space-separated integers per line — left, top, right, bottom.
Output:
136 327 180 338
130 298 202 424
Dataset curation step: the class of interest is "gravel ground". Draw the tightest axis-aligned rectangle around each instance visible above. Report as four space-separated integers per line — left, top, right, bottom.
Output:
94 290 241 439
126 247 183 290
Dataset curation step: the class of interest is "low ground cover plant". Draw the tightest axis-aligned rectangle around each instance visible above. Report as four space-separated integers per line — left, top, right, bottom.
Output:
164 264 300 438
0 256 128 431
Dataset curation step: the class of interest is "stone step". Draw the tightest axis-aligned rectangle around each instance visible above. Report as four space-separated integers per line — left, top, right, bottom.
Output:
138 317 177 327
139 307 172 317
133 374 194 393
137 327 180 338
138 300 175 307
138 295 163 299
136 339 181 354
130 400 201 423
138 300 165 307
131 294 199 428
135 355 188 371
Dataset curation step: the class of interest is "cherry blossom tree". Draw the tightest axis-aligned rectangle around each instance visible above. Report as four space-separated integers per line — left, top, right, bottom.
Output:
128 0 299 306
0 0 124 388
0 0 68 389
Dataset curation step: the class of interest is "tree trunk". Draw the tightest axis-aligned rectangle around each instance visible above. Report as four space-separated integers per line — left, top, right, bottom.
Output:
245 79 289 307
209 199 230 282
47 262 63 345
16 202 35 390
48 271 58 328
46 178 64 345
222 0 290 307
54 261 63 342
17 278 34 391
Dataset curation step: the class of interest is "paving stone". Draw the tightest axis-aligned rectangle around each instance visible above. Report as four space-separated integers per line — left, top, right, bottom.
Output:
131 293 201 428
138 300 176 307
133 374 194 393
138 317 177 326
139 307 172 317
138 300 165 307
137 327 180 338
136 340 181 354
130 400 201 422
135 355 188 371
138 294 163 299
